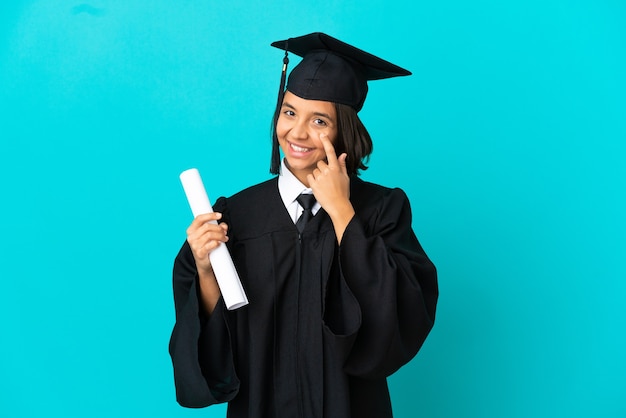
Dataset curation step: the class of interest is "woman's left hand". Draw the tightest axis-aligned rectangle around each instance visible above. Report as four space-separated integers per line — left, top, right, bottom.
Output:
308 134 356 242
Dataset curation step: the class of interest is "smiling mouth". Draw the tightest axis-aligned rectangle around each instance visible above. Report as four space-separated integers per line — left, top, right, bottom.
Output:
289 142 313 153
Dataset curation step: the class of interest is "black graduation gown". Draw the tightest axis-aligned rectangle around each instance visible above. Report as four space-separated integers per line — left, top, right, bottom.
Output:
169 177 438 418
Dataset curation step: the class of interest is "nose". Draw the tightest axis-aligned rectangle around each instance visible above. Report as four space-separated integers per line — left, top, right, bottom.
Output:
289 119 308 141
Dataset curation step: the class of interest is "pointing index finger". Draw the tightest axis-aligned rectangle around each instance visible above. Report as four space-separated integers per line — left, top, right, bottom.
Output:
320 134 339 167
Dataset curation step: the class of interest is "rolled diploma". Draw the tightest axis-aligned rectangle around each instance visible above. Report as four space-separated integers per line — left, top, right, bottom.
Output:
179 168 249 310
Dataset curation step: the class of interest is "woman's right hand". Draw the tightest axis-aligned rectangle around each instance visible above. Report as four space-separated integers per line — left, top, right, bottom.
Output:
186 212 229 275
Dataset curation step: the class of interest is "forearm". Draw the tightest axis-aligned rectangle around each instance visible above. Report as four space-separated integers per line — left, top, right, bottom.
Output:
326 199 355 244
335 203 438 378
198 268 221 315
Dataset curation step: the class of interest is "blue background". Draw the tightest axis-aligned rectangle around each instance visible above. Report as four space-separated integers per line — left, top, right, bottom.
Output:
1 1 625 417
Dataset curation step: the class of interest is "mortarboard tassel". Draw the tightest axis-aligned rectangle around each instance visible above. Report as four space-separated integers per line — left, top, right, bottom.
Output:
271 41 289 173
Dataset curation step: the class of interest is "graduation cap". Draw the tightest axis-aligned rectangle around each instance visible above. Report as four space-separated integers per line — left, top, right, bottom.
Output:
271 32 411 112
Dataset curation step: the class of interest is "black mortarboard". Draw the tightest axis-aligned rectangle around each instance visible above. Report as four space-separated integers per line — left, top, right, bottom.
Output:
271 32 411 112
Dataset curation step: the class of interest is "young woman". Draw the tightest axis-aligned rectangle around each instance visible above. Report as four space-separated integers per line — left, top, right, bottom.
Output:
169 32 438 418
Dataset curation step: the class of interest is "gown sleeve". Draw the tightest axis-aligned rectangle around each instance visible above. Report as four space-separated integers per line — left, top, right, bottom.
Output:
326 187 438 379
168 198 240 408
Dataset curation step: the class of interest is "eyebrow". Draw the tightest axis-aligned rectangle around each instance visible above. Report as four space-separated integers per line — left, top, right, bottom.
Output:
282 101 335 122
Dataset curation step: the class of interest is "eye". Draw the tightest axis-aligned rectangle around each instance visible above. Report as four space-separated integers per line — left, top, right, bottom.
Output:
283 110 295 117
313 118 327 126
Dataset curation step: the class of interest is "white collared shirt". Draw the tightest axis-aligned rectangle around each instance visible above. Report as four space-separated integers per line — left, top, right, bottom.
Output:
278 158 322 224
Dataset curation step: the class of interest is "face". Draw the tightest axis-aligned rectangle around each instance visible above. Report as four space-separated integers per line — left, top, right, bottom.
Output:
276 91 338 186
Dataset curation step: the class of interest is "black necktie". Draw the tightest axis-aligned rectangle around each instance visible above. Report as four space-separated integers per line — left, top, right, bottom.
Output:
296 194 316 233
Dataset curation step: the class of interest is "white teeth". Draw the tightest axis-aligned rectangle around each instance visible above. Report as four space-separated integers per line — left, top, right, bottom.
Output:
291 143 311 152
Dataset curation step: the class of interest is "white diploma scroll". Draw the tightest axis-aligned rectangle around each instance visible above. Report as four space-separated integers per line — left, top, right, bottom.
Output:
179 168 249 310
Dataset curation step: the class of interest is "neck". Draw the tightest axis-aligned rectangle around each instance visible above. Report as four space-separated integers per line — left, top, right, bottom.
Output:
284 160 311 188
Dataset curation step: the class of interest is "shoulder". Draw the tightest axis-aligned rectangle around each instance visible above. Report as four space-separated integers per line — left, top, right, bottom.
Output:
213 177 288 238
228 178 278 204
351 177 410 209
350 177 414 230
214 178 278 211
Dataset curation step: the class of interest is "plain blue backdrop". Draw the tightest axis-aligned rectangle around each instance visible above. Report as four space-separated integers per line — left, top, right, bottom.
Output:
1 1 625 417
